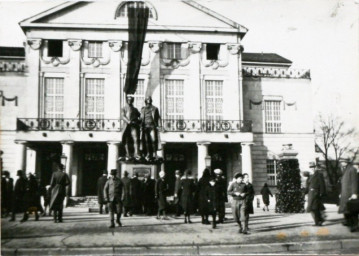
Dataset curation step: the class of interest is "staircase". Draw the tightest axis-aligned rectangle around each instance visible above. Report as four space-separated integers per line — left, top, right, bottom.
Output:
68 196 99 210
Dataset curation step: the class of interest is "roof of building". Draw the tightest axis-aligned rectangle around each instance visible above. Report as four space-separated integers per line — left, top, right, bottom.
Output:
242 53 292 65
0 47 25 58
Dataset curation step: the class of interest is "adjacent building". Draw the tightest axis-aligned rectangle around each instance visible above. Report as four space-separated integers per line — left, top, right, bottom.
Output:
0 0 315 196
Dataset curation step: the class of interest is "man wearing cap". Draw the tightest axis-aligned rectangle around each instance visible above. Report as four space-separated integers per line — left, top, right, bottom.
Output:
97 170 108 214
104 169 124 228
214 169 227 224
227 173 248 234
338 158 358 232
174 170 182 216
9 170 26 221
121 95 141 160
49 163 70 223
305 162 326 226
140 96 162 161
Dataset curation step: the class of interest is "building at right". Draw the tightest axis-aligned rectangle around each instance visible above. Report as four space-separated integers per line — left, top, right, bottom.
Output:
242 52 314 191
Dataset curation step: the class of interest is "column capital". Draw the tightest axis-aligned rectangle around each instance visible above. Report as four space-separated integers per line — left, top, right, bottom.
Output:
60 140 75 145
197 141 211 146
27 38 42 50
15 140 28 145
108 40 123 52
68 39 82 51
148 41 162 53
107 141 121 146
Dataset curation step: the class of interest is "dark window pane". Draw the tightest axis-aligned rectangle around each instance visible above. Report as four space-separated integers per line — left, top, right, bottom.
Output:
48 40 63 57
206 43 220 60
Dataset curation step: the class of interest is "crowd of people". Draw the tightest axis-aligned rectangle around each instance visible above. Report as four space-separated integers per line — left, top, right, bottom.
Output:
2 158 358 234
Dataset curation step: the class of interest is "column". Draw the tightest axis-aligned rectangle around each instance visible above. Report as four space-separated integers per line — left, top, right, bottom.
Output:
241 142 253 182
197 142 210 179
26 148 37 174
157 142 166 175
107 141 120 173
61 141 74 201
15 140 27 172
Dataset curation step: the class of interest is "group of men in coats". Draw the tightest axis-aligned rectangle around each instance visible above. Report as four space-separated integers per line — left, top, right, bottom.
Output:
1 162 70 223
305 158 358 232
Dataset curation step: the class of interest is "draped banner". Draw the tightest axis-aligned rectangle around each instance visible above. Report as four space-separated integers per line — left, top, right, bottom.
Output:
123 5 149 95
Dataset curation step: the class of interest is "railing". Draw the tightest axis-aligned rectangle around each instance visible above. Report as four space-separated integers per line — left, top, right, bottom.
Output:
242 66 311 79
17 118 252 132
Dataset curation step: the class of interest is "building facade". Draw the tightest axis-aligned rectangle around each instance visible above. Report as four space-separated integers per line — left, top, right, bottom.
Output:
0 0 314 196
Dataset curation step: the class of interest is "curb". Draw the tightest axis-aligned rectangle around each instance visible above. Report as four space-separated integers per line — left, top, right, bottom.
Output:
2 239 359 255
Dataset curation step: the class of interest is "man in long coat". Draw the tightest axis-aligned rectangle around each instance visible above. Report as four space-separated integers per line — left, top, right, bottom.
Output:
305 162 326 226
121 171 132 216
155 171 169 220
2 171 13 217
339 158 358 232
214 169 227 223
104 169 124 228
50 163 70 223
130 173 142 214
179 170 196 223
142 173 155 215
22 173 40 222
9 170 26 221
97 170 108 214
243 173 255 232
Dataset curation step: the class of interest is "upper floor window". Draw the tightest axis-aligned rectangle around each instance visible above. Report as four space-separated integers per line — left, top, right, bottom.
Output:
162 43 188 60
84 78 105 119
165 79 184 120
206 44 220 60
48 40 63 57
88 42 103 58
264 100 281 133
44 78 64 118
205 80 223 121
266 159 278 186
115 1 156 19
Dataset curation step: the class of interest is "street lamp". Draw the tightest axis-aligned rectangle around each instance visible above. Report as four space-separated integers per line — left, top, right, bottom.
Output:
205 155 211 169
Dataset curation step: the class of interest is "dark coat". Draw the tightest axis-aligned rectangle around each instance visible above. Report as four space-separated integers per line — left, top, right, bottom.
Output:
174 176 181 204
245 182 255 214
198 176 210 215
339 165 358 214
215 175 228 203
142 178 155 203
179 177 196 213
155 178 169 211
103 176 124 203
2 177 13 210
97 176 108 204
130 177 142 210
207 182 221 214
260 186 273 206
13 176 26 212
49 171 70 211
24 176 39 209
121 176 132 207
305 171 326 212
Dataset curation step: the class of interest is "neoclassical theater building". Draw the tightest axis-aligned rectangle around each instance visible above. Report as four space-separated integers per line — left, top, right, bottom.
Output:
0 0 315 196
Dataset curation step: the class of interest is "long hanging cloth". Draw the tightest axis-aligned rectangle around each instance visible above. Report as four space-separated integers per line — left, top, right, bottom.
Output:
123 5 149 95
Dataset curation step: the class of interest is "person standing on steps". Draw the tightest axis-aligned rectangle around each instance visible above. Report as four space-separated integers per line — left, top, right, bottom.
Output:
260 183 273 211
198 168 211 225
180 170 196 224
104 169 124 228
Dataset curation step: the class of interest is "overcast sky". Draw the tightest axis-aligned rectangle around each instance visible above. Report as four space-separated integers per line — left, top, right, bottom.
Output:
0 0 358 130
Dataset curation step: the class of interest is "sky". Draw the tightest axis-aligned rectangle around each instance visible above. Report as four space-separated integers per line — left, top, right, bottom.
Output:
0 0 358 130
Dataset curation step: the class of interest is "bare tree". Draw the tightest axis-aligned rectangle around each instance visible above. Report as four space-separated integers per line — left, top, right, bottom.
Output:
315 114 359 186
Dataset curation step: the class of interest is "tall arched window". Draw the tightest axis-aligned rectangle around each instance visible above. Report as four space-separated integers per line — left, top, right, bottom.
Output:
115 1 157 20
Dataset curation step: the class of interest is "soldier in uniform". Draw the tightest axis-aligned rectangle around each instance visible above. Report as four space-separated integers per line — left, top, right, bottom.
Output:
104 169 124 228
140 96 162 161
227 173 248 234
121 95 141 160
49 163 70 223
97 170 108 214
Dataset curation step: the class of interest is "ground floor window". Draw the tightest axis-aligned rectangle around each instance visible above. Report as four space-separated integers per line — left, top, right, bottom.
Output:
266 159 278 186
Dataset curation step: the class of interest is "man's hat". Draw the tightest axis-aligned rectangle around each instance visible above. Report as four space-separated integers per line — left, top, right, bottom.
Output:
110 169 117 176
103 169 108 175
214 169 222 175
234 173 243 179
309 162 317 168
16 170 23 176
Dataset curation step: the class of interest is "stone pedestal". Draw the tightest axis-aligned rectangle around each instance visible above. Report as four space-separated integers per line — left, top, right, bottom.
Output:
119 162 159 179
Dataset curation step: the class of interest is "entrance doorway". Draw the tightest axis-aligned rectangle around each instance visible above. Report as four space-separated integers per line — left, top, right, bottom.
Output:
80 143 107 195
36 143 62 188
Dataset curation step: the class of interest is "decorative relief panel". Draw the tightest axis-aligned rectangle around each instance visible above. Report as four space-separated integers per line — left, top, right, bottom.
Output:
68 39 82 51
108 40 123 52
41 40 70 67
27 39 42 50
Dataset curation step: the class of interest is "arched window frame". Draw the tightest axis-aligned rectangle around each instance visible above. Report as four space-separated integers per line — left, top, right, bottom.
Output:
114 1 158 20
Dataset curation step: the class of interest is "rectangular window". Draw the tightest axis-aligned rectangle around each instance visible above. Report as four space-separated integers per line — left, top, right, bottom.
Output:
266 160 278 186
165 79 184 120
205 80 223 121
264 100 281 133
48 40 63 57
85 78 105 119
88 42 103 58
162 43 187 60
206 44 220 60
127 79 146 111
44 78 64 118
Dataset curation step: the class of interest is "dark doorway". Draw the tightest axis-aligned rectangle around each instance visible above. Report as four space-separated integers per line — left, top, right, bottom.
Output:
209 144 227 179
36 143 62 188
81 144 107 196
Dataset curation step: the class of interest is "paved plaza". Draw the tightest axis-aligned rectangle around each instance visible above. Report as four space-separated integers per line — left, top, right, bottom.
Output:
1 204 359 255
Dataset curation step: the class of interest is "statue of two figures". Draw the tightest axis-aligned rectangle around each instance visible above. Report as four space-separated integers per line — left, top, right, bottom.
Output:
119 95 162 162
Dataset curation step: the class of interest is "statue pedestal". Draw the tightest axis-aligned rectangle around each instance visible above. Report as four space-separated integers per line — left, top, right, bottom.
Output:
118 159 163 179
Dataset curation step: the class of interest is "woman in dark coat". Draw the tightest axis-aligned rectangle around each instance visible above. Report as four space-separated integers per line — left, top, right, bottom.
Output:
260 183 273 211
22 173 40 222
198 168 211 224
180 170 196 223
155 171 169 220
208 176 221 229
